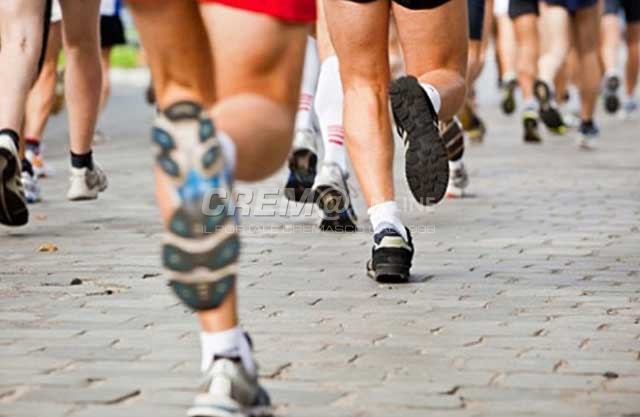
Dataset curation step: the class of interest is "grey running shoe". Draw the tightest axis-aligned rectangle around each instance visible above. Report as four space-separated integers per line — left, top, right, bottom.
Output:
445 160 469 199
284 129 318 202
576 121 599 150
603 74 621 114
0 131 28 226
21 163 42 204
534 79 566 134
312 162 357 232
188 356 272 417
67 163 108 201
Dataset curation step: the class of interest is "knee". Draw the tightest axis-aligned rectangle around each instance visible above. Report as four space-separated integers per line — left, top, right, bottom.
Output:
626 25 640 44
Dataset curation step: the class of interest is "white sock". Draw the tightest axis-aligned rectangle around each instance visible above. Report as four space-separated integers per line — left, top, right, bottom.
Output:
217 130 236 173
315 55 347 172
367 201 407 241
419 83 442 115
294 36 320 133
200 326 256 376
523 98 538 111
502 71 517 83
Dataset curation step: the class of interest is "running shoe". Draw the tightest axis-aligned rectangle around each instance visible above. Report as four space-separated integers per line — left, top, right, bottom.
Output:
0 132 28 226
366 227 414 283
522 109 542 144
25 148 53 178
21 160 42 204
534 79 566 134
151 101 239 310
603 74 621 114
622 98 638 119
576 121 599 150
284 129 318 202
188 355 271 417
67 162 108 201
445 160 469 199
93 129 110 145
312 162 357 232
390 75 449 206
459 102 486 143
501 78 518 115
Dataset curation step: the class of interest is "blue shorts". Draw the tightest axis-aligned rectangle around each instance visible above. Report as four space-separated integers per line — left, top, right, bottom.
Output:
468 0 485 40
543 0 598 13
604 0 640 23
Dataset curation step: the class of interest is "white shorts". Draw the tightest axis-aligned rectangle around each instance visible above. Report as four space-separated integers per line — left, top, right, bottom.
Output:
51 0 62 22
493 0 509 16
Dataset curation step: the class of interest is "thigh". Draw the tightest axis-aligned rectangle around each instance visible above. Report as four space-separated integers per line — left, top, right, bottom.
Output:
199 4 309 111
573 2 599 52
322 0 391 84
393 0 468 76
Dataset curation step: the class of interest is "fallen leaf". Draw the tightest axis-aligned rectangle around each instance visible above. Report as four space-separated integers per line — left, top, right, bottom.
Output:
38 243 58 253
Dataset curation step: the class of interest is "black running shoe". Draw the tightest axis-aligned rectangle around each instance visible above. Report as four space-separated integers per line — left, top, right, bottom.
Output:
501 78 518 115
534 80 566 134
522 109 542 144
0 131 28 227
603 75 621 114
367 228 414 283
313 163 357 232
284 130 318 202
390 76 449 206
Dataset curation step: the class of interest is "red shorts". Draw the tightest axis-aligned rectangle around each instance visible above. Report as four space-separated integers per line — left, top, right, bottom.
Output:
201 0 316 23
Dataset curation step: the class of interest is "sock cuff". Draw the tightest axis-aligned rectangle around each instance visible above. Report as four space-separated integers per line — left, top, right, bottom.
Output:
420 83 442 115
367 201 399 218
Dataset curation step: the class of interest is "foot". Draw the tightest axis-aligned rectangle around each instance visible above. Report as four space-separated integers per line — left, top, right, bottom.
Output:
603 74 621 114
312 163 357 232
622 98 638 119
152 101 239 310
576 121 599 150
188 349 271 417
500 78 518 115
21 161 42 204
445 160 469 199
67 163 108 201
26 149 54 178
390 75 449 206
93 129 110 145
366 227 414 283
284 129 318 202
534 80 566 134
0 133 28 226
522 109 542 144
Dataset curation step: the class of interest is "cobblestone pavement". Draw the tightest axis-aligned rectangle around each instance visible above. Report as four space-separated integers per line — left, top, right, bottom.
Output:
1 76 639 417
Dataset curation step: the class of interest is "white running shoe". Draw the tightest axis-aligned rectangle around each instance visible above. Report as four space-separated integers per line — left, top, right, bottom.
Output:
284 129 319 202
0 133 28 226
445 160 469 199
25 149 55 178
188 356 272 417
21 169 42 204
67 163 108 201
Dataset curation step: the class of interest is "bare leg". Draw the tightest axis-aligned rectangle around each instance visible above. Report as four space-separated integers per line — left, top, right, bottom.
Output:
99 48 112 112
24 22 63 145
393 0 468 120
0 1 46 132
538 3 571 85
573 4 601 121
496 15 517 79
600 14 621 74
625 23 640 97
512 14 539 101
323 0 393 207
59 0 101 155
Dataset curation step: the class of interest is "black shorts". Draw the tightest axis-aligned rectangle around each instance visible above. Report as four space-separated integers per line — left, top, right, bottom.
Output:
543 0 597 13
509 0 538 19
468 0 485 40
100 15 126 49
604 0 640 23
344 0 452 10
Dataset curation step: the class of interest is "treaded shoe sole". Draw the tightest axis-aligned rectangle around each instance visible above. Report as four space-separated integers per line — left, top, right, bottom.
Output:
501 80 517 115
523 116 542 144
604 76 620 114
315 185 357 232
284 149 317 202
534 80 566 134
0 147 28 226
367 259 410 283
390 76 449 206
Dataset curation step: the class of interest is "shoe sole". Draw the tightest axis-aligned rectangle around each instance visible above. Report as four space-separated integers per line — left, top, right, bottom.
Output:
152 101 239 304
390 76 449 206
523 115 542 144
604 76 620 114
501 82 517 115
0 147 28 226
367 260 410 283
534 80 566 134
314 185 357 232
189 404 272 417
284 149 317 202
